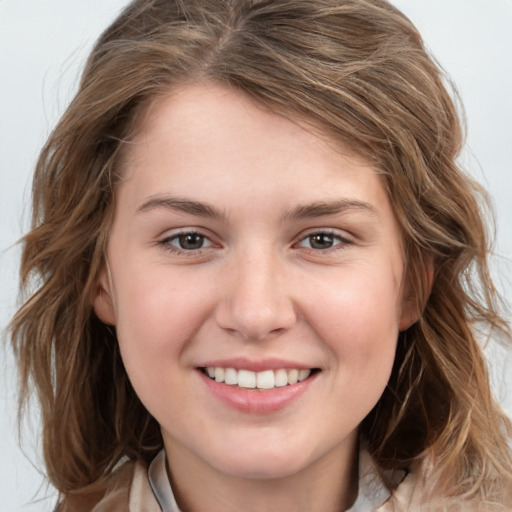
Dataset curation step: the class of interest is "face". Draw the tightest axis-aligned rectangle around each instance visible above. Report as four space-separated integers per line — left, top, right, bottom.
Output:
95 84 415 482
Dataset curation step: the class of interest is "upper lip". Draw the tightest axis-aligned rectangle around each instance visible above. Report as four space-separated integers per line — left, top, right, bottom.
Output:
198 357 316 373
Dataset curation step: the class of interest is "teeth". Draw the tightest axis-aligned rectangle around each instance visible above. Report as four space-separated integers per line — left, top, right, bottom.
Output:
274 369 288 387
256 370 274 389
238 369 256 389
214 367 225 383
224 367 238 385
204 367 313 389
298 369 311 382
288 369 299 385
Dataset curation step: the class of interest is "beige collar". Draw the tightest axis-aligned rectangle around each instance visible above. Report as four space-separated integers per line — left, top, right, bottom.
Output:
146 440 408 512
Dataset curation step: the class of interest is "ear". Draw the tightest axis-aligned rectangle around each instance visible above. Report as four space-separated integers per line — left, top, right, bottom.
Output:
399 260 434 331
92 263 116 325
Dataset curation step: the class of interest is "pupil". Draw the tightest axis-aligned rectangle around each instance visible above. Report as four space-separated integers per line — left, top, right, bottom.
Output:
310 234 333 249
179 234 204 250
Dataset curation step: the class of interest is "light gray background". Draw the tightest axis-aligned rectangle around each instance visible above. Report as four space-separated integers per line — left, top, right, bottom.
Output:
1 1 511 510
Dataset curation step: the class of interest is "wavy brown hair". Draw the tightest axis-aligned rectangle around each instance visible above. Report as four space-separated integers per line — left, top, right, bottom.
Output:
9 0 512 509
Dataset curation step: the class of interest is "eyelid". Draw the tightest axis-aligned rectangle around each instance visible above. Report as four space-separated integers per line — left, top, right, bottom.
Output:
157 227 220 255
294 228 354 251
155 226 354 256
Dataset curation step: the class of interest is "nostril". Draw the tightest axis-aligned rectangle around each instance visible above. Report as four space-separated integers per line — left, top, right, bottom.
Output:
213 271 297 340
215 305 297 342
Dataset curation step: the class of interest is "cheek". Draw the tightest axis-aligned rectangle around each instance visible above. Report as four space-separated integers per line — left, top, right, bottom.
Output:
111 275 203 423
306 264 402 338
111 267 210 389
302 264 401 380
115 261 210 338
305 270 400 427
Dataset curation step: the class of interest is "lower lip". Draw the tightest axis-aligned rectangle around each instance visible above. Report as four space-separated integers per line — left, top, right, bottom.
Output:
197 370 317 414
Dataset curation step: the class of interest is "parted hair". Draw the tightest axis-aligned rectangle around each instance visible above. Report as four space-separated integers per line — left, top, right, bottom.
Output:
9 0 512 509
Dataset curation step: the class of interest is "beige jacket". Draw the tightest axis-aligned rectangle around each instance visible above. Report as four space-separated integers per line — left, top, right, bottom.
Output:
80 460 418 512
63 459 494 512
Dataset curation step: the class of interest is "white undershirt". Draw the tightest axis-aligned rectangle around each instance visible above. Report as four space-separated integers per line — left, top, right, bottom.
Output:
148 440 406 512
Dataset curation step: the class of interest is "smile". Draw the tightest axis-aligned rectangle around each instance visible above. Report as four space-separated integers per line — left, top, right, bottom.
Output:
198 365 319 414
202 367 313 390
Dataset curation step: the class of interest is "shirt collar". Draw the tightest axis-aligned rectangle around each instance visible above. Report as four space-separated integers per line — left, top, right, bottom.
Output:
148 449 182 512
148 440 406 512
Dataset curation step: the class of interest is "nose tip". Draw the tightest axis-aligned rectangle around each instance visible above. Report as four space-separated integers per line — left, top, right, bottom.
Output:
222 303 294 341
214 256 297 341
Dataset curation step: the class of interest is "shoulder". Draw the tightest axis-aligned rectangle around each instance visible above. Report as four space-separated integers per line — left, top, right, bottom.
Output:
89 461 135 512
57 459 159 512
379 463 511 512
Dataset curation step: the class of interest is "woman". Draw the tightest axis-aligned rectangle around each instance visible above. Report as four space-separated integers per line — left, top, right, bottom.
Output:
9 0 512 510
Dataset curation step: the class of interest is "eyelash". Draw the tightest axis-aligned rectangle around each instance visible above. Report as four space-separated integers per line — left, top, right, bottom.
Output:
158 230 215 255
157 229 352 256
295 230 352 253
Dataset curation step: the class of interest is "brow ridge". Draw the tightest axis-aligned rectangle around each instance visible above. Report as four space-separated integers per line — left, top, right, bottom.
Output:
137 195 227 221
137 196 377 223
282 199 378 221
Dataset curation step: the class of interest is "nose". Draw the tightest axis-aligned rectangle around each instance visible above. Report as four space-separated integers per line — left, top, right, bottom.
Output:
214 248 297 341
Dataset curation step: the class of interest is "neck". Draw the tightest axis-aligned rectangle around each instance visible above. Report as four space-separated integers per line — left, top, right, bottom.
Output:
164 435 359 512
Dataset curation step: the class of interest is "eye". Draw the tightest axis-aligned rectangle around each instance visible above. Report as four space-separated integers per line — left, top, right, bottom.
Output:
161 231 214 252
297 231 348 250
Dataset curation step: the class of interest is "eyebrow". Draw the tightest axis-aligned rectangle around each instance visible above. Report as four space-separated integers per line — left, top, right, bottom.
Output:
282 199 379 222
137 195 228 222
136 195 378 223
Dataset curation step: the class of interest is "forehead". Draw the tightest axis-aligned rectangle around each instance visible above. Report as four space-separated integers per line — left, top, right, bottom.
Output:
117 83 393 221
130 84 357 160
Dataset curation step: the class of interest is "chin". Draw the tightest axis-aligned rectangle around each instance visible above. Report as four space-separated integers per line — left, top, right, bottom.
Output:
207 445 317 480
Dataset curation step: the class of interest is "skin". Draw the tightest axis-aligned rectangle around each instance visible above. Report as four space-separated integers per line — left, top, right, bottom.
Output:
94 83 418 512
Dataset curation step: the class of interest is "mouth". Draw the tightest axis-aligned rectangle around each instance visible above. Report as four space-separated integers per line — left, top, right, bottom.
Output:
199 366 320 391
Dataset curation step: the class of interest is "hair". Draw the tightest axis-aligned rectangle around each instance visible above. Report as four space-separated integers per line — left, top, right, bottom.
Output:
9 0 512 509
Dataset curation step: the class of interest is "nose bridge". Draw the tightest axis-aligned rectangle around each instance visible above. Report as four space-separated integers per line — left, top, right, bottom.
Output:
215 244 296 340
